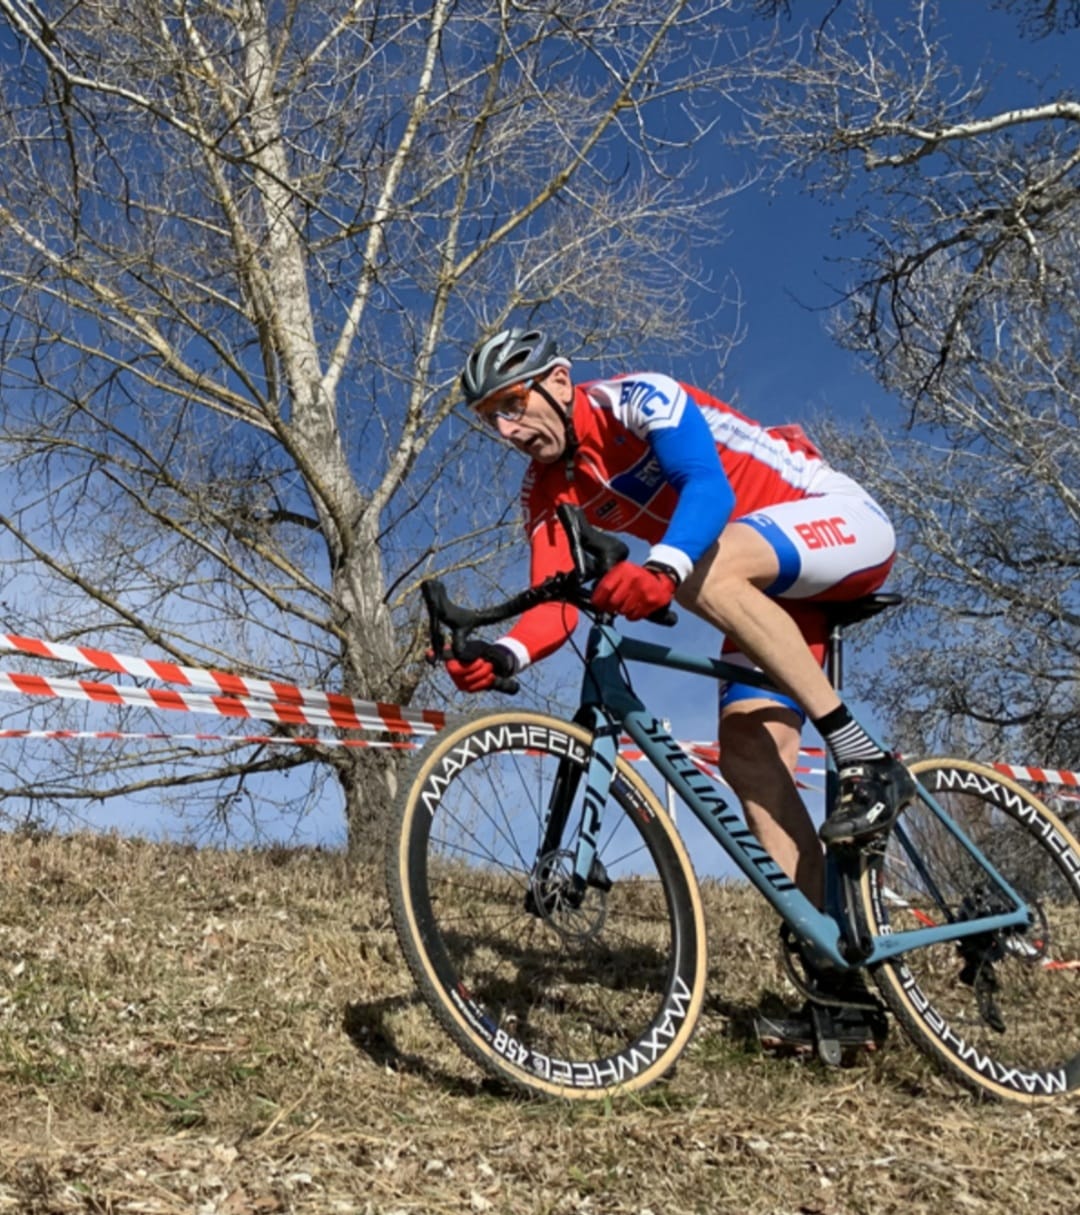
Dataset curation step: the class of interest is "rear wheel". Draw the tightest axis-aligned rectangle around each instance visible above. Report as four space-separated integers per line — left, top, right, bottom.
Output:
386 710 707 1099
856 758 1080 1102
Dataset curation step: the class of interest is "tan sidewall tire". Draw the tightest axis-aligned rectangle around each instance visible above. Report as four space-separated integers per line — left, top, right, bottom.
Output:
387 709 709 1100
858 757 1080 1104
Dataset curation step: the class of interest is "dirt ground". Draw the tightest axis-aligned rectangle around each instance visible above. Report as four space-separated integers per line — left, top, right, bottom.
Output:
1 831 1076 1214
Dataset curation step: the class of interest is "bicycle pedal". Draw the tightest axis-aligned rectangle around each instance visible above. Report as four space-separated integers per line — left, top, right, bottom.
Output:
809 1005 842 1067
755 1005 888 1061
754 1013 816 1055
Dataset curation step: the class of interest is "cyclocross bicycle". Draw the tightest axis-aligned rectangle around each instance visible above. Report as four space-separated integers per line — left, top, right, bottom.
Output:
386 504 1080 1103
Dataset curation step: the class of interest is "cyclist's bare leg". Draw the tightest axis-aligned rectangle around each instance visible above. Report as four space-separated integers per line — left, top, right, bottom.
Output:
677 523 841 720
681 519 913 851
719 700 824 907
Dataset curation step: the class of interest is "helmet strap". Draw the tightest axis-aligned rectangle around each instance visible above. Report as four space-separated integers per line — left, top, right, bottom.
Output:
533 379 579 481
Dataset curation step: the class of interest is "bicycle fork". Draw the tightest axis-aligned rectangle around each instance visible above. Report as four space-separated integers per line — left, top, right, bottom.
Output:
524 706 617 921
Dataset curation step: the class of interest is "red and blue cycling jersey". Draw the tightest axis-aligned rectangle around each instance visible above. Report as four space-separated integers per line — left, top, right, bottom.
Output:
501 372 843 668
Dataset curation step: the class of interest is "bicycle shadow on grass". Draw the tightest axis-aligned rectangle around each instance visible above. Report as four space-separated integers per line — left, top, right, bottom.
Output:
343 988 839 1101
341 995 511 1099
704 989 793 1052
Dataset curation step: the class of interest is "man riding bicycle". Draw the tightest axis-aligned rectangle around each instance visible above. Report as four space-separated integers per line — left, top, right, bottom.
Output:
448 326 916 1047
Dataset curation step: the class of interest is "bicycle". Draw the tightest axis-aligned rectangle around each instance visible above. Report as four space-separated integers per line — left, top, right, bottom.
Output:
386 504 1080 1103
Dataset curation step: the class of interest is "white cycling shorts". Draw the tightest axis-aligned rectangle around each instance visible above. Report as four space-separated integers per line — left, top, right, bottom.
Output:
720 471 897 716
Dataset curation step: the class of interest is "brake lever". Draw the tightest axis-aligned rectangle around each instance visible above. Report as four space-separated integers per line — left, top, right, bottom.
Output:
426 640 520 696
556 502 628 580
420 585 521 694
454 637 520 696
556 503 677 627
422 580 449 664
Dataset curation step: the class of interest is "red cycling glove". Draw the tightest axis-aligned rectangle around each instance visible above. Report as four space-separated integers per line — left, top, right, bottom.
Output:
445 641 519 693
591 562 677 621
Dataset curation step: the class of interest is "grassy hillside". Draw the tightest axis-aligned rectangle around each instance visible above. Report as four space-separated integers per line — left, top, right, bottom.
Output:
1 830 1077 1214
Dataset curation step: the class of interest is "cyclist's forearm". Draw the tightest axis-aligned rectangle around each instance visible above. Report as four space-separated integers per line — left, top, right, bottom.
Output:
500 601 579 670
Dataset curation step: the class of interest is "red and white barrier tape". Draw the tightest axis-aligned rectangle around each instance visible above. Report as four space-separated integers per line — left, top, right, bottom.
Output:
0 729 416 751
619 737 824 777
0 633 444 736
0 668 444 735
990 762 1079 789
1 634 1077 788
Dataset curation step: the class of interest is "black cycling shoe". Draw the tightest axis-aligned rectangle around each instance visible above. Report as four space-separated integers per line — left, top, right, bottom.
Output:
804 964 878 1006
819 755 917 848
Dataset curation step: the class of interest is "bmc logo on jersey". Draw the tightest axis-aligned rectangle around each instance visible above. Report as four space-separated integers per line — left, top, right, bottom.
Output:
796 517 856 549
619 378 680 423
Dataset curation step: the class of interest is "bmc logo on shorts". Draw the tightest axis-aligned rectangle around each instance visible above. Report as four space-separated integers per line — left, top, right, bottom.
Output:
796 517 856 549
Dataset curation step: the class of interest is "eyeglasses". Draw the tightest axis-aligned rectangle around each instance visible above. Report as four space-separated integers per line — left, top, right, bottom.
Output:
474 379 534 429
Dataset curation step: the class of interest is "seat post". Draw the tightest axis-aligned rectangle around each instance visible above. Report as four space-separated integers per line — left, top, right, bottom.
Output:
822 591 902 695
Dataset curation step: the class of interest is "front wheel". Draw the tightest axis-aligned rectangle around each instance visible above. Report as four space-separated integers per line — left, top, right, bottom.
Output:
386 710 707 1099
855 758 1080 1102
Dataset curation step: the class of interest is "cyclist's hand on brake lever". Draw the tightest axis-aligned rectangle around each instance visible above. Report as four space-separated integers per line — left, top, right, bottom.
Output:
591 561 677 622
446 640 520 693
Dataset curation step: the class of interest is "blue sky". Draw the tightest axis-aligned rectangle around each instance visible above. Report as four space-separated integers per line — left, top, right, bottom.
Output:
701 5 1071 422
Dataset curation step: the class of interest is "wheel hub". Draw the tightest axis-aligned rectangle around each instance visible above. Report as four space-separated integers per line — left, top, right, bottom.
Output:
525 849 607 942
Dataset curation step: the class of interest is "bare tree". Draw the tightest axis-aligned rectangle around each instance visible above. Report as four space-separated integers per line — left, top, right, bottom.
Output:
739 0 1079 766
0 0 750 851
756 0 1080 37
997 0 1080 37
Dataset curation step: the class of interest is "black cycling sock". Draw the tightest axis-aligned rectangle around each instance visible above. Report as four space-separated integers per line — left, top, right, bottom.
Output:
813 704 886 766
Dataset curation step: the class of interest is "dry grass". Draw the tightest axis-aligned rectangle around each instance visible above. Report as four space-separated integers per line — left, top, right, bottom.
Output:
1 829 1077 1214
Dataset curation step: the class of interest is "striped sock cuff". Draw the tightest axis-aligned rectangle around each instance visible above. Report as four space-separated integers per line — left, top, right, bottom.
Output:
822 720 886 765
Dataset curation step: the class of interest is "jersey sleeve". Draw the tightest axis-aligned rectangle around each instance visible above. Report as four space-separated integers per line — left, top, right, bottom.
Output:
496 489 580 671
612 374 735 580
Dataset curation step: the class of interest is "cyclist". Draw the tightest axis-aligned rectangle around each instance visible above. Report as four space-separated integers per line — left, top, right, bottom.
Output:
449 326 915 1046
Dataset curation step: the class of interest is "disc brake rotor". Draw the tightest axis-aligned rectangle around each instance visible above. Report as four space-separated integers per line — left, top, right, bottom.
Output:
527 849 607 943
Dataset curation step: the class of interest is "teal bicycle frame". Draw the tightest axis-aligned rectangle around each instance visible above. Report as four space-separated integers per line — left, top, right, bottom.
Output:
565 618 1032 972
